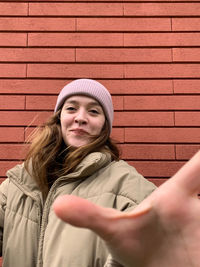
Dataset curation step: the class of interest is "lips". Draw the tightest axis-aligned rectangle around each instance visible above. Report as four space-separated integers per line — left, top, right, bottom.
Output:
70 128 89 135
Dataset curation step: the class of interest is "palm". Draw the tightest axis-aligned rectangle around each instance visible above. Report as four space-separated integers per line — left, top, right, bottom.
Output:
104 177 200 267
54 151 200 267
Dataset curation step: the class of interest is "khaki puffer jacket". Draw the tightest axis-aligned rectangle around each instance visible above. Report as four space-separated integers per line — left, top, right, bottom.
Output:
0 152 156 267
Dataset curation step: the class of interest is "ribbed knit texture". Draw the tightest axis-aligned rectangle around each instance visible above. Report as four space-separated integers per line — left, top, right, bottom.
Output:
54 79 113 133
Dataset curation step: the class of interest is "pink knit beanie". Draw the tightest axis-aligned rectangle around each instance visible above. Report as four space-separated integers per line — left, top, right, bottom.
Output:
54 79 113 133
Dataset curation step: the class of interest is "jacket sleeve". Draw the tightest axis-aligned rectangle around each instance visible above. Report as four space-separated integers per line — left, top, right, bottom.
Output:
0 179 9 256
113 162 157 213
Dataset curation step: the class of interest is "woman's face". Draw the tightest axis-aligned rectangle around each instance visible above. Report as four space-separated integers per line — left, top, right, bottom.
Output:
60 95 106 148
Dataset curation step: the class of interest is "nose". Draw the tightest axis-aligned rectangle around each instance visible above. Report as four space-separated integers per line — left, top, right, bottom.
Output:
74 109 87 125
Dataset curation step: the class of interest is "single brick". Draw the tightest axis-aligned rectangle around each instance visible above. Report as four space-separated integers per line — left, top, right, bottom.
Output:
175 112 200 126
27 64 124 78
0 18 75 31
120 144 175 160
76 48 172 62
0 127 24 142
0 79 68 94
174 79 200 94
0 144 27 160
26 96 57 110
28 33 123 47
124 33 200 47
0 96 25 110
124 3 200 16
114 111 174 126
0 64 26 78
0 111 51 126
0 33 27 47
125 128 200 143
125 64 200 78
0 48 75 62
173 48 200 62
124 95 200 110
172 18 200 31
29 3 123 16
0 3 28 15
77 18 171 31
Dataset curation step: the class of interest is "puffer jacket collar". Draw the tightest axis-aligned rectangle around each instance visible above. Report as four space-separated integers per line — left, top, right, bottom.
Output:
63 152 112 179
6 152 112 198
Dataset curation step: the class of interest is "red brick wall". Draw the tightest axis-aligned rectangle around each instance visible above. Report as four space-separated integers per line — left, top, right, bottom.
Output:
1 1 200 188
1 0 200 265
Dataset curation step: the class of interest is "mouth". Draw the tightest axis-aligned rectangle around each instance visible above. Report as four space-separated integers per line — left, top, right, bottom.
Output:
70 129 89 135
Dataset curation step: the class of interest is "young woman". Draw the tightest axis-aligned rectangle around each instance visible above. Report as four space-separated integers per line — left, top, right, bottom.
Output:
0 79 156 267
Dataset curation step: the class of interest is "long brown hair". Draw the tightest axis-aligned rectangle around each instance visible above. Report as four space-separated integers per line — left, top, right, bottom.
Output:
25 110 120 198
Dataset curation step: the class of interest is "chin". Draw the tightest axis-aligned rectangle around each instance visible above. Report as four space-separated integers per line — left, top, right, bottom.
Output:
65 138 91 149
74 142 89 148
65 137 91 148
67 140 89 148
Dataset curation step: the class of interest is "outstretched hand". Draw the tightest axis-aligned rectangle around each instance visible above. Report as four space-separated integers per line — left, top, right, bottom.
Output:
53 151 200 267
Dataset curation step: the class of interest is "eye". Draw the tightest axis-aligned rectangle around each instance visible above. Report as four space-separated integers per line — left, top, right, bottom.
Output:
66 106 76 112
89 109 99 115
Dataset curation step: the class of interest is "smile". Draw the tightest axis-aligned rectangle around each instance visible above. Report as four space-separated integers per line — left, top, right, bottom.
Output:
71 129 89 135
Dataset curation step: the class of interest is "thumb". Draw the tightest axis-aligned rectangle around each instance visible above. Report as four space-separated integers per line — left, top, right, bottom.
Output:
53 195 121 240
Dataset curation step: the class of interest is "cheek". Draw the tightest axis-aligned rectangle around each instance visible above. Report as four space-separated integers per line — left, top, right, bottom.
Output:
60 116 72 140
60 114 72 129
60 119 65 135
60 119 71 145
95 117 106 134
